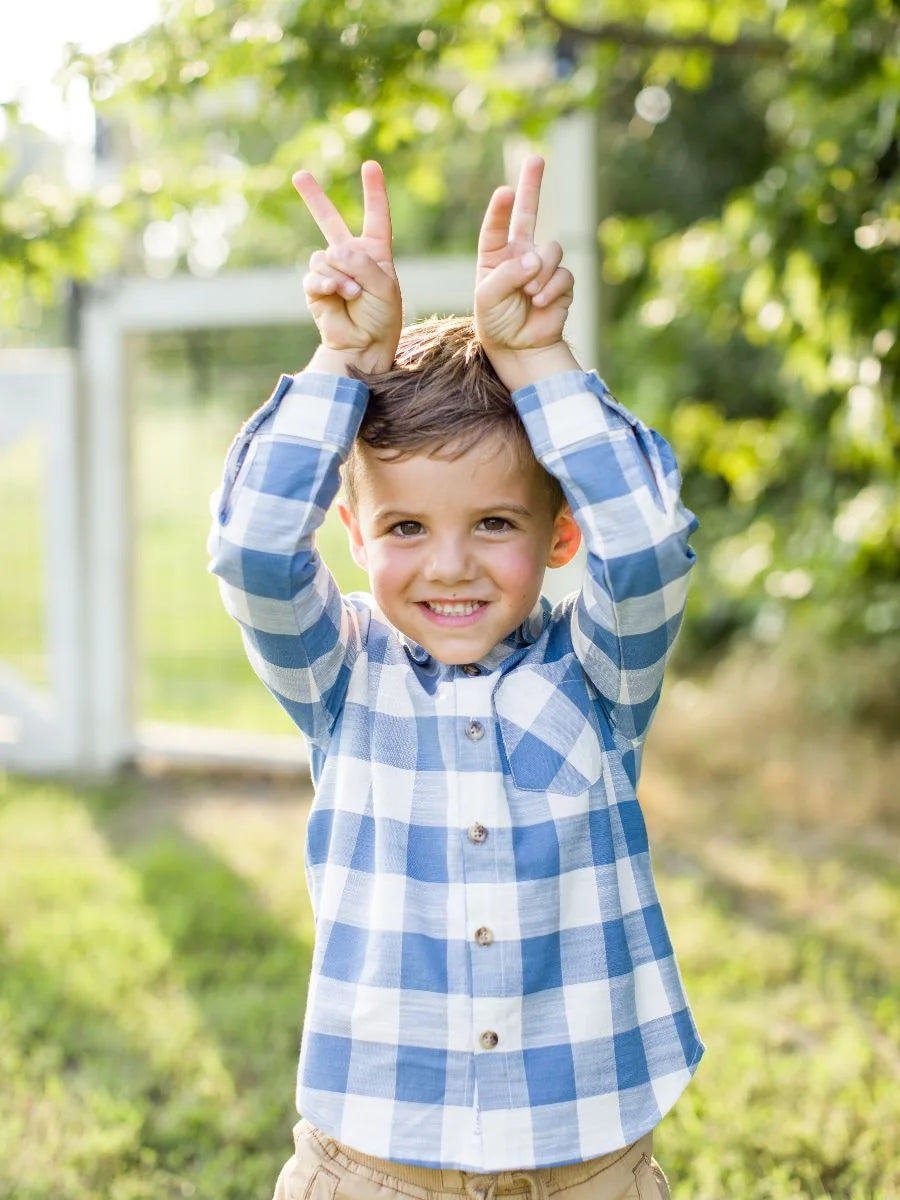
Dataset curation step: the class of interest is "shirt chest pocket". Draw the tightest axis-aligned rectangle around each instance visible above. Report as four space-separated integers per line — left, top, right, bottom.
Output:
495 669 604 795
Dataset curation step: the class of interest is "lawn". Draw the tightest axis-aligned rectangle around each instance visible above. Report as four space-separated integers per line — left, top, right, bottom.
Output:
2 647 898 1199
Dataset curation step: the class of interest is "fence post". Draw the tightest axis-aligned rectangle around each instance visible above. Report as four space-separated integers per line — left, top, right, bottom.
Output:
0 352 89 771
539 111 598 603
79 288 135 772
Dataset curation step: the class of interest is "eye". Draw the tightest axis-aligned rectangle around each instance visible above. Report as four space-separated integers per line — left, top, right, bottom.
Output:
479 516 514 533
390 520 424 538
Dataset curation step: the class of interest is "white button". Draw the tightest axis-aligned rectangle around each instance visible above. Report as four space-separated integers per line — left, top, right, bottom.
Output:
474 926 494 946
480 1030 499 1049
466 720 484 741
468 823 488 844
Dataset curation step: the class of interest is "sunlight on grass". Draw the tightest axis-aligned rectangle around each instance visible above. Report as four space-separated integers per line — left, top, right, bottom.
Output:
640 651 900 1198
655 865 900 1197
0 774 315 1199
173 788 315 943
0 785 235 1197
0 788 233 1090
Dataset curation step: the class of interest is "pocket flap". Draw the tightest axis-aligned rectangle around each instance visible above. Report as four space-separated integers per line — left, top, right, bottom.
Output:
495 668 603 794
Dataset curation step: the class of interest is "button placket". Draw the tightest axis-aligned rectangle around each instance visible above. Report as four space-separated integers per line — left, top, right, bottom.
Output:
459 676 502 1064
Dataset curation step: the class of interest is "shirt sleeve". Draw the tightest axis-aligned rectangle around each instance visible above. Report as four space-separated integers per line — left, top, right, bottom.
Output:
207 370 369 747
514 370 698 745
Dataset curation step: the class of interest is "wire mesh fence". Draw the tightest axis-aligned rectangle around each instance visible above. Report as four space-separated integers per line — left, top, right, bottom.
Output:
130 324 367 737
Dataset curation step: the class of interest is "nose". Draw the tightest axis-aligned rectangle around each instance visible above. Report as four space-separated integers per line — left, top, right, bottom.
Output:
423 533 476 585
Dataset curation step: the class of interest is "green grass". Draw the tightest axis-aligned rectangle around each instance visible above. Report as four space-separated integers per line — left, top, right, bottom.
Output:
0 771 315 1200
2 648 899 1198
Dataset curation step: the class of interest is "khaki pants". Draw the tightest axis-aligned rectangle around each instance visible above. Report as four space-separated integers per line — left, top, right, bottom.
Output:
273 1120 671 1200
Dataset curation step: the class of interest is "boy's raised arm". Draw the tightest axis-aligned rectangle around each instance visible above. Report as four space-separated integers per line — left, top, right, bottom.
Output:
208 163 402 746
475 158 697 744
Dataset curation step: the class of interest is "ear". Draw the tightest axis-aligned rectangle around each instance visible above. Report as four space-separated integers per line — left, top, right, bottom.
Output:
337 500 369 571
546 505 581 568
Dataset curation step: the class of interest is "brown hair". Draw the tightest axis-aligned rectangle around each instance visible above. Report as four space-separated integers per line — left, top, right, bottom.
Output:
344 316 565 512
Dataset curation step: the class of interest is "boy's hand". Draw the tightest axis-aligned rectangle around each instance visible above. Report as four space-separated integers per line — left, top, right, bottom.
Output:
474 155 580 391
293 160 402 375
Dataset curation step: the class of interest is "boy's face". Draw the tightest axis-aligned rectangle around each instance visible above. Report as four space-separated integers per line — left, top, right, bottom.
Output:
338 433 581 665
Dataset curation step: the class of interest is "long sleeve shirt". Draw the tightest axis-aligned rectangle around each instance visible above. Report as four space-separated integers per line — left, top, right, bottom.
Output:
208 368 704 1171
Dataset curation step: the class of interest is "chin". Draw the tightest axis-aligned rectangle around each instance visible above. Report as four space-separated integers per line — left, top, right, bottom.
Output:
431 648 476 666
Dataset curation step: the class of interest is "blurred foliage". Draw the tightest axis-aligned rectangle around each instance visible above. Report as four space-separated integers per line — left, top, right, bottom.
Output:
1 0 898 670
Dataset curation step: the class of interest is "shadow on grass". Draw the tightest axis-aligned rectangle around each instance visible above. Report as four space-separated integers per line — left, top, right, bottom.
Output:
96 794 313 1103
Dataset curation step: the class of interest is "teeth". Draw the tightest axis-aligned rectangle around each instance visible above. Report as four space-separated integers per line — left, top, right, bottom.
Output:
425 601 483 616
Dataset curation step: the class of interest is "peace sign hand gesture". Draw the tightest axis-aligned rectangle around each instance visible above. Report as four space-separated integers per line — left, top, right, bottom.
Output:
474 156 579 391
293 160 402 374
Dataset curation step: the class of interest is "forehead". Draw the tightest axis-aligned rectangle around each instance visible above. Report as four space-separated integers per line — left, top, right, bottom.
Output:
353 432 550 514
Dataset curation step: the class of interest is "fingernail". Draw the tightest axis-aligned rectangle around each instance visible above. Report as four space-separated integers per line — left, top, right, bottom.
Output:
342 281 360 296
521 252 540 269
533 293 546 306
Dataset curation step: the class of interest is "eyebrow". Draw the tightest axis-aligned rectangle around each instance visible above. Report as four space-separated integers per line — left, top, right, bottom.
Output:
371 502 535 523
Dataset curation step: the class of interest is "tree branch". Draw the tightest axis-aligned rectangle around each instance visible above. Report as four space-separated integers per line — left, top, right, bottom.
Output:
538 1 788 59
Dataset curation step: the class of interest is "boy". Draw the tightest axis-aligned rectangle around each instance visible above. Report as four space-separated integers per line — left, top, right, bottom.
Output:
209 157 702 1200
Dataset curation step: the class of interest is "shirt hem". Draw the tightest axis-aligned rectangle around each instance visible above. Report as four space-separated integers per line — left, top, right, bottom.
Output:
297 1041 704 1172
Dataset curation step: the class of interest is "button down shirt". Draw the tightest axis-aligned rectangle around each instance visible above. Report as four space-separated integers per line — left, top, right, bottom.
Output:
208 368 704 1171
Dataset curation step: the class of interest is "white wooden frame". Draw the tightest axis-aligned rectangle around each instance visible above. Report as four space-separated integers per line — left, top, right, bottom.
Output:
0 352 85 771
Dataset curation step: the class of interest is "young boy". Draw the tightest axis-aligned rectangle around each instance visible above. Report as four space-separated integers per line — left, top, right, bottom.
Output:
209 157 702 1200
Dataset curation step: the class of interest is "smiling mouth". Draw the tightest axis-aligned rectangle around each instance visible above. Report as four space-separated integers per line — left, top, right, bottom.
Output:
417 600 489 625
422 600 486 616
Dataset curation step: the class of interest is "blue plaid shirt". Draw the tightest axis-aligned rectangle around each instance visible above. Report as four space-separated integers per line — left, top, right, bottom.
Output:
209 368 703 1171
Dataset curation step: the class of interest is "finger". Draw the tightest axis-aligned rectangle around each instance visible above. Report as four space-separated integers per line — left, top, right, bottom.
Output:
309 250 356 284
308 251 361 297
532 266 574 308
475 251 543 310
524 240 564 295
304 271 360 300
508 155 545 243
304 271 337 297
477 185 515 257
360 160 393 248
292 169 353 245
324 244 399 299
309 249 347 276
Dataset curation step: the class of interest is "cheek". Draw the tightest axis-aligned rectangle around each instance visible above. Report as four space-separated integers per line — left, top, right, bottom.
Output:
364 544 415 598
490 543 547 599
